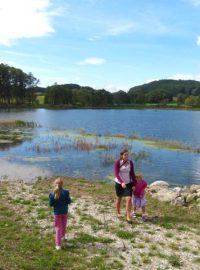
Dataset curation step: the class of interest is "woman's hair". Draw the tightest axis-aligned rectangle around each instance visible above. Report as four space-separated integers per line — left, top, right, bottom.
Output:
119 148 128 159
53 178 63 199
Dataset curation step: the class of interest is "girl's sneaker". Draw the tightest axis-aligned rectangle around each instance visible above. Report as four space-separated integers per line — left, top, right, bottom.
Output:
132 212 136 218
61 235 68 241
142 215 148 222
56 245 61 250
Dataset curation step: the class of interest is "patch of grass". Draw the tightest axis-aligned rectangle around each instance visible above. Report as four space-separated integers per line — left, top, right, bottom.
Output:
169 243 180 251
150 244 158 251
161 223 174 229
115 230 134 239
137 243 145 249
156 252 168 259
177 225 189 231
182 246 190 252
37 208 49 219
36 95 45 105
80 213 103 227
193 257 200 264
165 232 174 238
74 233 102 244
142 256 151 264
192 250 199 255
168 254 183 268
147 194 200 229
142 236 151 243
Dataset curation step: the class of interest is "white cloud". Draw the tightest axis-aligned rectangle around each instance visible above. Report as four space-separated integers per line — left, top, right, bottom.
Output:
187 0 200 7
103 84 129 93
197 36 200 45
88 35 101 41
77 57 106 65
0 0 59 46
169 74 200 81
106 22 137 36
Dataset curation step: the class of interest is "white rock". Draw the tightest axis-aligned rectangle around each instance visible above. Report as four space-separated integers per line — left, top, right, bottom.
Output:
152 189 180 202
174 196 185 206
150 181 169 187
186 194 196 203
190 184 200 193
172 187 182 195
149 181 169 193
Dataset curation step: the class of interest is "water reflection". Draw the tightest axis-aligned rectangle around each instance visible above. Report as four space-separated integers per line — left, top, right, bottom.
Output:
0 109 200 185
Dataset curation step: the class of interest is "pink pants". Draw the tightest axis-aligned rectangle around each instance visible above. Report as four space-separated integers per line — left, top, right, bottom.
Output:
54 214 68 246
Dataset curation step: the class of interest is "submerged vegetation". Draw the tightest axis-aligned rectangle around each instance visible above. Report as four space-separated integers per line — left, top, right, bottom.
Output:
0 119 38 128
0 119 38 149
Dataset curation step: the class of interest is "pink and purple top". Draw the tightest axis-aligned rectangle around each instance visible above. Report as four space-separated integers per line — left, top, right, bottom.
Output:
133 179 147 198
114 159 136 184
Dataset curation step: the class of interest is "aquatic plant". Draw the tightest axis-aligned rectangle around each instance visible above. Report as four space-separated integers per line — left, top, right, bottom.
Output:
0 119 38 128
130 150 151 162
102 154 115 166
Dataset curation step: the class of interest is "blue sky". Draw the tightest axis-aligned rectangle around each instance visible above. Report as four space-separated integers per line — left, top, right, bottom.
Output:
1 0 200 92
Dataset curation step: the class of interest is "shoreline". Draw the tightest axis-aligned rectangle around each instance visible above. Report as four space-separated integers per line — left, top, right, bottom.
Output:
1 104 200 111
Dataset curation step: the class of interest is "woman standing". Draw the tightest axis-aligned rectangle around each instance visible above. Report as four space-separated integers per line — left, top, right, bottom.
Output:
114 149 136 223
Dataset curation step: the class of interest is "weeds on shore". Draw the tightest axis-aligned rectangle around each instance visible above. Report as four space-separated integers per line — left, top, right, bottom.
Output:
0 177 199 270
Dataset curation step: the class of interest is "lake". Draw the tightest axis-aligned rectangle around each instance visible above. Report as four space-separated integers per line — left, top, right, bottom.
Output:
0 108 200 186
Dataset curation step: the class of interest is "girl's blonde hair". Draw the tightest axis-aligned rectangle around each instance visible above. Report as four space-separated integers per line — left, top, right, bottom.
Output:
53 178 63 199
135 171 143 179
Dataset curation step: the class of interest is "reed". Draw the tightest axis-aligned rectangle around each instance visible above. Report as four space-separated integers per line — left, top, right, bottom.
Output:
0 119 38 128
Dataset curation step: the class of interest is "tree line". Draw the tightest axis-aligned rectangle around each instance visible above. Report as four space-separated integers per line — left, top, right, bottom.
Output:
1 63 200 107
44 79 200 107
0 63 39 105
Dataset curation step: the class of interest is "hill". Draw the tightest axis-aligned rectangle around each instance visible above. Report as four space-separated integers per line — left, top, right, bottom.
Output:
128 79 200 104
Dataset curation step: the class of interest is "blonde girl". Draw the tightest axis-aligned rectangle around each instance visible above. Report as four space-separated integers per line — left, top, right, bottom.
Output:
49 178 71 250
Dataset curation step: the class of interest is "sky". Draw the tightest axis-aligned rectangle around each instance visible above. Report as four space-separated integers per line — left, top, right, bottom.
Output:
1 0 200 92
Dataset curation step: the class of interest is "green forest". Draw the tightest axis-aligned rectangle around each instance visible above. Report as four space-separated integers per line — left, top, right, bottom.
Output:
1 63 200 107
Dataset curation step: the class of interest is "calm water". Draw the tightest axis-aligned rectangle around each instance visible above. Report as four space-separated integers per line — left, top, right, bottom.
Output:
0 108 200 185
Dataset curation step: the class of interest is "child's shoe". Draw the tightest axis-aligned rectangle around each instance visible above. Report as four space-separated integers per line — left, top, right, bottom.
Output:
126 218 133 224
142 215 148 222
132 212 136 218
61 235 67 241
55 245 61 250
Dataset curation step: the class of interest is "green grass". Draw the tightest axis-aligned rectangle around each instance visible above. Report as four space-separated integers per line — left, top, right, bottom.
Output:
168 255 183 267
0 177 199 269
36 95 45 105
193 257 200 264
114 230 135 239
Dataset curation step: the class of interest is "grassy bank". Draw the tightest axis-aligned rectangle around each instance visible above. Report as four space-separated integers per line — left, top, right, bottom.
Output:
1 102 200 111
0 177 199 270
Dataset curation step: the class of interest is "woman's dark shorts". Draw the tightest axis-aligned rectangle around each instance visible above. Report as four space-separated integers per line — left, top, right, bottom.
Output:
115 182 133 197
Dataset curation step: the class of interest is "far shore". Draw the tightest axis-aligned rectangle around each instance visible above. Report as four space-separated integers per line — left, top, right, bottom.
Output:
1 103 200 111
